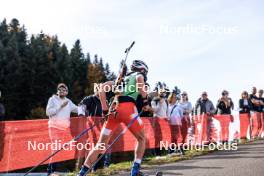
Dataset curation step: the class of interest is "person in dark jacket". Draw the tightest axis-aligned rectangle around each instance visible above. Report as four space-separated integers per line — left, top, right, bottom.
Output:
0 91 5 121
249 87 261 112
216 90 234 115
194 91 215 142
78 85 114 170
257 89 264 112
0 102 5 121
239 91 253 114
194 91 215 116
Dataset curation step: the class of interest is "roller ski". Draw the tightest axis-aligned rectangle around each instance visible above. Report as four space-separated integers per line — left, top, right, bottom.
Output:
136 171 163 176
131 162 162 176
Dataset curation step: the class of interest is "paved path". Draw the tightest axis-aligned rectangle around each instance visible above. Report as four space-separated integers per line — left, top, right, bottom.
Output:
117 140 264 176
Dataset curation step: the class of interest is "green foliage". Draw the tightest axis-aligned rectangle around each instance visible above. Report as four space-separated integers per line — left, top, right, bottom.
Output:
0 18 116 120
29 107 46 119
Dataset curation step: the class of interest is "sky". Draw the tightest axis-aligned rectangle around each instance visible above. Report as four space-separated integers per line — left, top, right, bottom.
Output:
1 0 263 108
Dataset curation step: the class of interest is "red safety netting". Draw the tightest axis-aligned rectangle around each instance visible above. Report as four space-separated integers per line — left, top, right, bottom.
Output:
0 112 263 172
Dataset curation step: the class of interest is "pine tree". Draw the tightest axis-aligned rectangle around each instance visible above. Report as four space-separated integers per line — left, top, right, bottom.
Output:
0 19 116 119
69 39 87 103
105 63 116 81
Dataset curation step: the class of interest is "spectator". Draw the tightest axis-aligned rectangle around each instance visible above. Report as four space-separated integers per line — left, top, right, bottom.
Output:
137 83 153 117
0 91 5 121
249 87 260 112
46 83 78 175
179 91 192 154
0 90 5 162
239 91 253 114
179 91 192 119
138 95 153 117
216 90 234 115
167 92 183 155
194 91 215 116
151 87 169 118
78 87 102 117
151 83 169 157
194 91 215 143
78 85 113 171
257 89 264 112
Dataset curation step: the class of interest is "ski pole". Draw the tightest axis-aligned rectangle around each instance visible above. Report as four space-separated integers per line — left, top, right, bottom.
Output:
88 111 143 173
24 108 100 176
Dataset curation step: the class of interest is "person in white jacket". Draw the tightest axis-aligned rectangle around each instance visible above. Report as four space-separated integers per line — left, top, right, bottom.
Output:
167 92 183 154
46 83 78 175
151 88 169 118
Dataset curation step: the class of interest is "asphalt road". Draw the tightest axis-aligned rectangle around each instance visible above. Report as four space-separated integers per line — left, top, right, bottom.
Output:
117 140 264 176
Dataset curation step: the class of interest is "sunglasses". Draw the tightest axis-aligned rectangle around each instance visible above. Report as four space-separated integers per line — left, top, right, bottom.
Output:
58 88 68 93
181 94 187 96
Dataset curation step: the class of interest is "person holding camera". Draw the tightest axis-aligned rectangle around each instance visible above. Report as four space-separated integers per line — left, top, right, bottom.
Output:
239 91 253 114
216 90 234 115
151 88 169 118
150 83 169 157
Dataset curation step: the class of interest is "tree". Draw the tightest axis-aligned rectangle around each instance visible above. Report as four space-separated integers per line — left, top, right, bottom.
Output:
0 18 116 120
105 63 116 81
69 39 87 103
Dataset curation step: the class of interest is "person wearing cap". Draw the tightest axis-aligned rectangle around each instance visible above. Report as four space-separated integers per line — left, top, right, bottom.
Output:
194 91 215 143
194 91 215 116
46 83 78 175
216 90 234 115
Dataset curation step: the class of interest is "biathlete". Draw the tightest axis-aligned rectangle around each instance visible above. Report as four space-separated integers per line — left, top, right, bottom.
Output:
78 60 150 176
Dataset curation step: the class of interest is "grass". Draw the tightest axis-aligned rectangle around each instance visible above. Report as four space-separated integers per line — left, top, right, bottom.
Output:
67 146 215 176
67 138 258 176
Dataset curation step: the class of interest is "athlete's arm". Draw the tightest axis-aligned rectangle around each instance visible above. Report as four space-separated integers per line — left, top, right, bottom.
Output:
99 81 114 112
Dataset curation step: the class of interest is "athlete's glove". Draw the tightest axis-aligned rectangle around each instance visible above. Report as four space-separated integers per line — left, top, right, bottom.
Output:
102 110 109 121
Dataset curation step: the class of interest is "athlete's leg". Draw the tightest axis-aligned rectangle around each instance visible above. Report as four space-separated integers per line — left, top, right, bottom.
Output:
111 102 146 176
83 132 111 167
78 116 118 176
121 104 145 176
129 121 145 176
131 128 146 161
